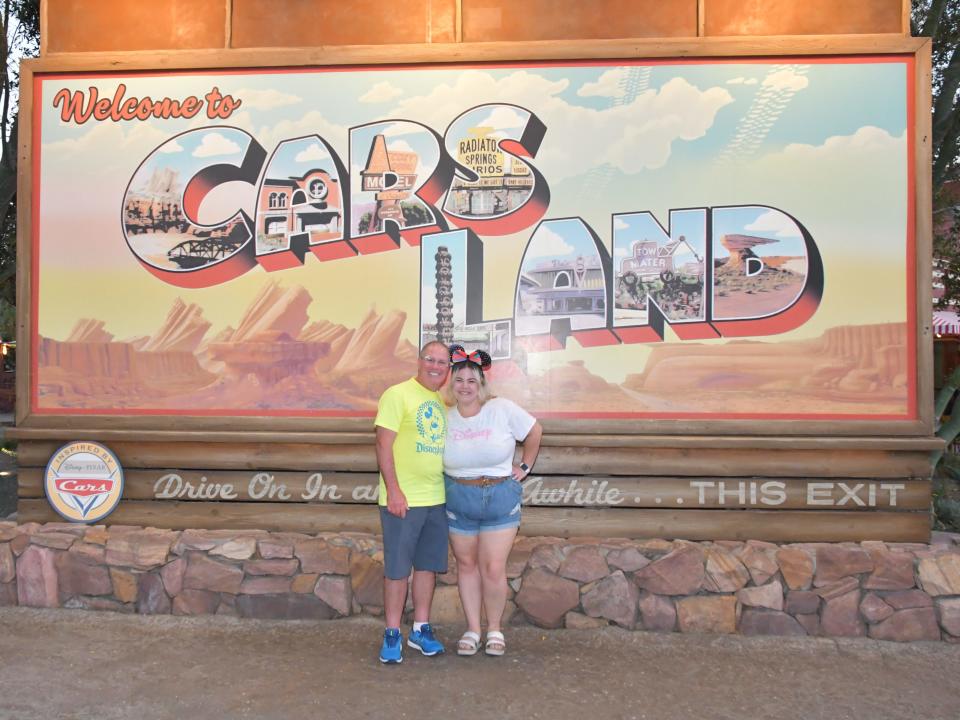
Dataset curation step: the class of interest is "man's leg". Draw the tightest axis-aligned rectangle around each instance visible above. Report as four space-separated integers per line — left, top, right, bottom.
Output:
379 507 423 663
410 570 436 624
407 504 449 656
384 577 408 629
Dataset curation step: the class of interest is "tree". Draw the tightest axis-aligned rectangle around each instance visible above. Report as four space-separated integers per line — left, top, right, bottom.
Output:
913 0 960 191
0 0 38 340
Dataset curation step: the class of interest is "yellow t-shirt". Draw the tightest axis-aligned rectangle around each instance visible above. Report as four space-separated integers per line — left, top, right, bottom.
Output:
374 377 446 507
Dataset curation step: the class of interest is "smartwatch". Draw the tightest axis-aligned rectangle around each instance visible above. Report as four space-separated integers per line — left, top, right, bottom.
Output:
519 462 530 474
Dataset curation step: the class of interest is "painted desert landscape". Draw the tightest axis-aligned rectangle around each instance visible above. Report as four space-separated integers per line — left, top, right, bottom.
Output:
37 279 908 417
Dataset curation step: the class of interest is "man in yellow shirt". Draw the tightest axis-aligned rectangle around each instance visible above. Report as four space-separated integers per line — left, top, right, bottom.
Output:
374 339 450 663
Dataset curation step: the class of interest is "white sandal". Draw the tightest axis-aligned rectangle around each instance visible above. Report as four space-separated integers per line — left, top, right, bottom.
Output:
485 631 506 656
457 631 481 656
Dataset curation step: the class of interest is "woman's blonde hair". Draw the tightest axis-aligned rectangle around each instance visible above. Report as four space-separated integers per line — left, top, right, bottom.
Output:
443 361 496 407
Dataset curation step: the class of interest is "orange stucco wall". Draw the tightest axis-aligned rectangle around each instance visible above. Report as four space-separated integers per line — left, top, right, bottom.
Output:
42 0 907 54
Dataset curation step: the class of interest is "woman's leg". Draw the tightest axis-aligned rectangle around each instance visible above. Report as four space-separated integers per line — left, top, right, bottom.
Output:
449 532 482 635
477 526 519 632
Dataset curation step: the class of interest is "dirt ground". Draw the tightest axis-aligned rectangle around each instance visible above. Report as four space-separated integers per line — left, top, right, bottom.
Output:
1 608 959 720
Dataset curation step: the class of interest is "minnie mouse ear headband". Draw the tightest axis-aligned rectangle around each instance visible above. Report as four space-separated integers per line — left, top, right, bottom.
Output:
449 344 493 371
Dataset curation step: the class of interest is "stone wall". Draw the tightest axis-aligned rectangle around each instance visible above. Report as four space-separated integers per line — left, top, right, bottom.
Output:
2 521 959 642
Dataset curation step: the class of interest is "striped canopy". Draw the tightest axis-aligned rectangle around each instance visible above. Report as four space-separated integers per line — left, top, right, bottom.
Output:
934 310 960 336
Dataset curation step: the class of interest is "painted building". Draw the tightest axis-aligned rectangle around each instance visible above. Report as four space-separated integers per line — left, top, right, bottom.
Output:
257 169 342 252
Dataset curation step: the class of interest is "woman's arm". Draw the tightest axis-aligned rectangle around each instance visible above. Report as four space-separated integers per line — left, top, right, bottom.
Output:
512 420 543 481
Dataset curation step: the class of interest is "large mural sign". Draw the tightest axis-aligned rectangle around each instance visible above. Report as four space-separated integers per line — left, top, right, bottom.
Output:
31 57 915 419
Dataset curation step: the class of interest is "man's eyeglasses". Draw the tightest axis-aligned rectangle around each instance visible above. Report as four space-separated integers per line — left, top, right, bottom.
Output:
419 355 449 366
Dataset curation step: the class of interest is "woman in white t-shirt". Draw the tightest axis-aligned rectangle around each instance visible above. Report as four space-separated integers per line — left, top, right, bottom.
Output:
442 345 543 657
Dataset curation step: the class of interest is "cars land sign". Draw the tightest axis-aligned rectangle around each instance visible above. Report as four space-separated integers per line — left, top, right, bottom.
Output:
44 442 124 523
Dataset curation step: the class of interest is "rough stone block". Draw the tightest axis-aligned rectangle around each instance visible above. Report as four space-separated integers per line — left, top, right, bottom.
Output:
16 546 59 607
815 577 860 601
349 553 384 607
0 581 16 606
159 557 186 597
0 542 14 583
795 613 821 636
183 554 243 594
172 588 218 616
56 552 112 597
105 530 177 570
737 580 784 611
738 545 779 586
785 590 820 615
109 568 138 604
821 589 865 637
240 576 292 595
605 547 650 573
68 542 106 565
703 548 750 593
314 575 352 616
918 554 960 596
243 559 299 576
209 537 257 561
869 607 940 642
559 546 610 583
291 573 319 594
515 568 580 629
883 589 933 610
936 597 960 636
528 543 564 573
776 548 814 590
137 573 171 615
814 546 874 586
739 609 806 636
863 549 916 591
635 546 704 596
638 591 676 632
258 539 294 559
676 595 737 634
296 539 351 575
581 570 639 628
29 532 76 550
859 593 894 624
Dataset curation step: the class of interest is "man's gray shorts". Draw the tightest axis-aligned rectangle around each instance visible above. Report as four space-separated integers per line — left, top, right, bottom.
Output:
379 504 449 580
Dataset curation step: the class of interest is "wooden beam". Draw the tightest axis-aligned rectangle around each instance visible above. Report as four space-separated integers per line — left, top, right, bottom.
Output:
19 36 927 76
13 440 933 478
5 428 943 451
15 62 34 428
17 499 930 542
18 468 931 510
916 39 935 434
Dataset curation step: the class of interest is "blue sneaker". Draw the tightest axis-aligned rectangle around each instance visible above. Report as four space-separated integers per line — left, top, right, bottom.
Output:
380 628 403 664
407 623 445 656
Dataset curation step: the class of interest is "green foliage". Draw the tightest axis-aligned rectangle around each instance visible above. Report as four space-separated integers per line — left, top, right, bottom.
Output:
912 0 960 190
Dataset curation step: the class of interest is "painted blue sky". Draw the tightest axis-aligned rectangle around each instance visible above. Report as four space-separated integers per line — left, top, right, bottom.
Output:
39 58 911 343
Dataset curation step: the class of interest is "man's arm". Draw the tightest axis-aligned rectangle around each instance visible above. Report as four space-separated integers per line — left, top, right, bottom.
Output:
375 426 408 518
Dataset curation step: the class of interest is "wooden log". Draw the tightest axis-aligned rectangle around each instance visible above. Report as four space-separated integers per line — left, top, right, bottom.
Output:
14 440 933 478
22 36 927 74
12 413 932 438
18 468 932 510
16 499 930 542
5 426 944 451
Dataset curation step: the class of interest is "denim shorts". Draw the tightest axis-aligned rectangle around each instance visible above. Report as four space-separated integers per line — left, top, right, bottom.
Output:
379 504 449 580
444 473 523 536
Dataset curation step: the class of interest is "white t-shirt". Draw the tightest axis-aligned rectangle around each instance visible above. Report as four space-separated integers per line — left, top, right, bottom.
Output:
443 397 536 478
